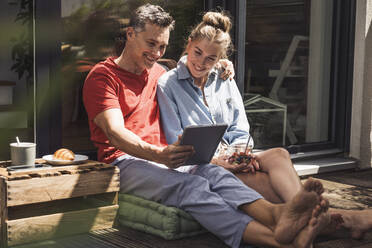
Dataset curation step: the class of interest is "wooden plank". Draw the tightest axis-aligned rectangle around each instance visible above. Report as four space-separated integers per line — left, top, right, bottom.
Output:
0 168 8 177
7 204 119 247
6 161 117 180
7 170 120 206
8 193 117 220
0 177 8 248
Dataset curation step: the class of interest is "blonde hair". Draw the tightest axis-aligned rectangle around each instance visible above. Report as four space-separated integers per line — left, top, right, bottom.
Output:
188 11 233 59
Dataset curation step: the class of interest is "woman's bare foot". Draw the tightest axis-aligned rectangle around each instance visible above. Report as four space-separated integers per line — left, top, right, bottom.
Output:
332 209 372 239
274 178 325 244
319 213 344 236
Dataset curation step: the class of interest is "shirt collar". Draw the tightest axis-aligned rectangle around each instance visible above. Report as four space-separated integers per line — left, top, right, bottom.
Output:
177 55 218 82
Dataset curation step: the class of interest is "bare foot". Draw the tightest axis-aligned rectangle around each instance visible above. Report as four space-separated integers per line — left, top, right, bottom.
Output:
274 178 324 244
319 213 344 236
304 177 324 196
293 211 331 248
333 209 372 239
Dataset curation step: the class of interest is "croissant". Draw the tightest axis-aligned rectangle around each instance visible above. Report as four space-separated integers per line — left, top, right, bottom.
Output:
53 148 75 161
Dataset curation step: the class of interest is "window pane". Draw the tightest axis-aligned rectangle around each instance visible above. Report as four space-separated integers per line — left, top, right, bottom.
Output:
0 0 35 160
60 0 203 152
244 0 333 148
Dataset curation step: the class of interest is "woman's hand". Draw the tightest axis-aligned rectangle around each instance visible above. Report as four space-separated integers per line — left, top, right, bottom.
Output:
212 155 253 173
240 154 260 173
216 59 235 80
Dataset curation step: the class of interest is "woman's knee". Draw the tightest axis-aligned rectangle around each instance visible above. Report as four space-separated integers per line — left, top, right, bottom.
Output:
260 147 290 161
272 147 291 160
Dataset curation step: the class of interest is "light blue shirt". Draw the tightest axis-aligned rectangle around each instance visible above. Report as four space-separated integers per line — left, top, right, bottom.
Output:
157 56 253 147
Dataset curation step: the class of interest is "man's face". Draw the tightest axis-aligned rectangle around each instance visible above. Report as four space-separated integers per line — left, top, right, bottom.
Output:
127 23 170 70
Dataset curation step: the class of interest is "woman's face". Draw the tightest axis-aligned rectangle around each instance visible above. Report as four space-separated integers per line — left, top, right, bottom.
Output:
186 38 222 79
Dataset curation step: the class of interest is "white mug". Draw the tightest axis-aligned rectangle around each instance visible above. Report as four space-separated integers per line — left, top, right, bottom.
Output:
10 142 36 166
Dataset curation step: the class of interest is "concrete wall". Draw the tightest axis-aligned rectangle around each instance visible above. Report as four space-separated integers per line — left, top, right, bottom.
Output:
350 0 372 168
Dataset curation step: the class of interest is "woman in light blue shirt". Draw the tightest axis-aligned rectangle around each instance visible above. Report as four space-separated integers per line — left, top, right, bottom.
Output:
157 11 333 247
157 16 303 205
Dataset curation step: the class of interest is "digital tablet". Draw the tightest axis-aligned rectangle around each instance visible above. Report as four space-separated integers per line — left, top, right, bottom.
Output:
180 124 228 165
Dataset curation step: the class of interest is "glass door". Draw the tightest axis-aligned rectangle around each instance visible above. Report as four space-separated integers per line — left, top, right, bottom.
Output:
0 0 35 160
244 0 334 148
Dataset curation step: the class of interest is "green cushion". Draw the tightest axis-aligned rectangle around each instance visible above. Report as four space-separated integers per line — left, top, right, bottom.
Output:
118 193 206 240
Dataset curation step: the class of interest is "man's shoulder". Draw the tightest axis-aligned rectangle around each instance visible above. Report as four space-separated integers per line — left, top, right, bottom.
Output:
84 59 120 93
89 59 113 75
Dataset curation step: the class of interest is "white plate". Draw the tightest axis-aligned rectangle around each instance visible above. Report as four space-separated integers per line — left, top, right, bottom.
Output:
42 154 89 165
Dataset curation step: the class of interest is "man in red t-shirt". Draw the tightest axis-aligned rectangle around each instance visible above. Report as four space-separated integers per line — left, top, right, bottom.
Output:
83 6 193 166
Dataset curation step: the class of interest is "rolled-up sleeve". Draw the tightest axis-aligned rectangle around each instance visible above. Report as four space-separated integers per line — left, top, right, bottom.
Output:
223 79 254 147
157 78 184 145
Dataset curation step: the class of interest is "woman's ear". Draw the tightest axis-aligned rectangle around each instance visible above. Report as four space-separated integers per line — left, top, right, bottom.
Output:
185 38 192 52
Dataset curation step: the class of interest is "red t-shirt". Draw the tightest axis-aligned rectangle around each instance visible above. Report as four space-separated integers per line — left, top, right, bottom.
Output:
83 57 168 163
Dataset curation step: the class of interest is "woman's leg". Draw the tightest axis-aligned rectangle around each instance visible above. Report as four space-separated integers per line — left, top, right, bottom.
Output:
194 163 326 244
328 209 372 239
235 171 283 203
242 211 331 248
254 148 302 202
242 192 331 248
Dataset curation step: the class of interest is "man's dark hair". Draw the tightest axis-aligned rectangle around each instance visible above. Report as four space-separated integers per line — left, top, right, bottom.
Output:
129 4 175 32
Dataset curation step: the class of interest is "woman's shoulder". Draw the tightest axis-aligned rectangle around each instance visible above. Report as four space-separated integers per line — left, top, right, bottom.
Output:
158 67 179 88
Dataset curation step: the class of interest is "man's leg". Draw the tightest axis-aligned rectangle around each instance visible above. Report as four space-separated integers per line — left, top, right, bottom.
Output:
242 221 292 248
116 156 259 248
255 148 303 202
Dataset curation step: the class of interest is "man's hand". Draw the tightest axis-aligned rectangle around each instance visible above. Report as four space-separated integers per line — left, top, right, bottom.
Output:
158 136 194 169
216 59 235 80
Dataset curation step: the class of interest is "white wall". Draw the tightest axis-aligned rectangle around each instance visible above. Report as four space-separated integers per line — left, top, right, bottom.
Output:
350 0 372 168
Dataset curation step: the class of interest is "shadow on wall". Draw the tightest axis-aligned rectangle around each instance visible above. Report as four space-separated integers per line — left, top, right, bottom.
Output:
360 20 372 167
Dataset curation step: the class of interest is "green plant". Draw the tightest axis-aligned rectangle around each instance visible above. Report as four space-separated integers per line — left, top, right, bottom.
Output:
9 0 33 83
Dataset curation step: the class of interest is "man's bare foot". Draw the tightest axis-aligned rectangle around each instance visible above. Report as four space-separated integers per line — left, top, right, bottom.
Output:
332 209 372 239
274 178 324 244
293 211 331 248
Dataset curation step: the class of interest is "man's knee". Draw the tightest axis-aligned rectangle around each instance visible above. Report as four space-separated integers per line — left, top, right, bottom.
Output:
173 175 213 206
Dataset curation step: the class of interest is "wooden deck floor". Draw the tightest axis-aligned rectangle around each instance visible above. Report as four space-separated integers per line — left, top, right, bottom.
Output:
13 169 372 248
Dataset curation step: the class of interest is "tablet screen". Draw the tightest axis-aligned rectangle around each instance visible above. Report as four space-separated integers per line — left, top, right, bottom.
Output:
180 124 228 165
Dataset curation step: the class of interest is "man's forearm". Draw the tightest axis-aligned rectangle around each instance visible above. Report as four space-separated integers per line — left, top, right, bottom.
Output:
106 126 163 163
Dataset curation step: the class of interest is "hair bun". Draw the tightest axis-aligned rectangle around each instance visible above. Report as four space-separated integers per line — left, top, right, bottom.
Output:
203 12 231 33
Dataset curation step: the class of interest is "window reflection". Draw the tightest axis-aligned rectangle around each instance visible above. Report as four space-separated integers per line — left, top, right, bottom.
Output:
0 0 34 160
245 0 332 147
60 0 203 152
